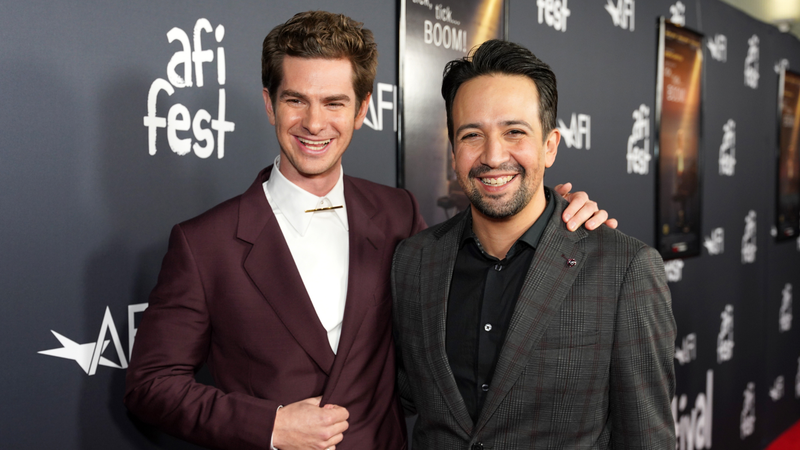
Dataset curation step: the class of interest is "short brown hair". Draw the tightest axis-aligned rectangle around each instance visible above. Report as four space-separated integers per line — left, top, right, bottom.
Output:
262 11 378 106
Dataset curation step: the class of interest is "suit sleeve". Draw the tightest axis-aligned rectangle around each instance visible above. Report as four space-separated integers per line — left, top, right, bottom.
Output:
391 237 419 417
124 224 277 450
609 246 677 448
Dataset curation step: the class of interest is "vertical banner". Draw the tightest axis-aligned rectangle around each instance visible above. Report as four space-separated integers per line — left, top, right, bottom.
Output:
655 18 704 259
399 0 506 225
776 68 800 240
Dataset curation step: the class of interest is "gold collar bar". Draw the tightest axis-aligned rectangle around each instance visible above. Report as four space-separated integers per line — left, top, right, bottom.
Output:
304 205 344 213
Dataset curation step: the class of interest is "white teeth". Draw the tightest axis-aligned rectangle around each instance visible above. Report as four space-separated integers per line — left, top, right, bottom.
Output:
298 137 331 149
480 175 514 186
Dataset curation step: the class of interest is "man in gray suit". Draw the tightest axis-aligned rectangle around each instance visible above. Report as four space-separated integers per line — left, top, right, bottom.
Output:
392 39 677 449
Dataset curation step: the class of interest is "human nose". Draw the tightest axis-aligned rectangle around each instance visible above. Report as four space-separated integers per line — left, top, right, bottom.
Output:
479 134 509 168
302 104 325 135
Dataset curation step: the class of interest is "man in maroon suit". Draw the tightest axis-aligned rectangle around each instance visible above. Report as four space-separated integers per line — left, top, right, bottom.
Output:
124 11 612 450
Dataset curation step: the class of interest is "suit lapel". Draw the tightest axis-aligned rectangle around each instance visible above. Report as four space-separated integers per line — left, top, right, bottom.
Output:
321 177 386 402
420 210 475 435
475 196 588 431
239 167 335 375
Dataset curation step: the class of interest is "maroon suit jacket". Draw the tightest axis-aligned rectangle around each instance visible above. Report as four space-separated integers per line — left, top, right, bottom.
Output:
125 166 425 450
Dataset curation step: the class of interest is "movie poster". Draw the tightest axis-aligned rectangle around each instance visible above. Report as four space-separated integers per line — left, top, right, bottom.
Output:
655 19 704 259
776 69 800 240
399 0 506 225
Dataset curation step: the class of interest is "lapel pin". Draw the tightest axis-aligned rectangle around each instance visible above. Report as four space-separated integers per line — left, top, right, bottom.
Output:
561 254 577 267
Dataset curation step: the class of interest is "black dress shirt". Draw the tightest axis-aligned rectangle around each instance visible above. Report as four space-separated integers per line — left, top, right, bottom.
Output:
446 191 555 423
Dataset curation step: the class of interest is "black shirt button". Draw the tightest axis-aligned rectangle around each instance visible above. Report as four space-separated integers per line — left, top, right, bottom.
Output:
472 443 484 450
481 383 489 392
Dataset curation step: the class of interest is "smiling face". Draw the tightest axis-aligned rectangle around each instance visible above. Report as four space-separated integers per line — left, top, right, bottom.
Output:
264 56 369 195
452 74 559 221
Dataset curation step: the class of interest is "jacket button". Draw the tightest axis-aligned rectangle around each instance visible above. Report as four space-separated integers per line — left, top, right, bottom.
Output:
472 443 484 450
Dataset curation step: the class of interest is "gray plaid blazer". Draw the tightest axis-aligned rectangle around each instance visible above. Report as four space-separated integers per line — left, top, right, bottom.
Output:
392 191 677 449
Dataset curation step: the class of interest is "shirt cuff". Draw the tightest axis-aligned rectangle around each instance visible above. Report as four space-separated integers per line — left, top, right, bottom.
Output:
270 405 284 450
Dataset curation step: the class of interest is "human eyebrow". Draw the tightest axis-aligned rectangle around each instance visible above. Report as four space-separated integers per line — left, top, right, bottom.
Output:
455 123 481 136
323 94 351 104
279 90 309 102
501 120 533 129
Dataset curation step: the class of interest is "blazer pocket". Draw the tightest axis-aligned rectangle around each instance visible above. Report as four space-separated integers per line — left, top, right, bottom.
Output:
539 330 599 349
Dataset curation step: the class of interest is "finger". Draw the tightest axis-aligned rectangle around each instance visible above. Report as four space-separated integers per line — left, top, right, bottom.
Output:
321 430 345 449
583 209 609 231
553 182 572 198
325 405 350 423
604 218 619 229
566 200 599 231
304 396 323 406
561 191 590 226
328 418 349 436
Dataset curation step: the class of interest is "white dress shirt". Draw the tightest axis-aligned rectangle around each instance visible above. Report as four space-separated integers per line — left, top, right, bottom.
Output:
263 155 349 354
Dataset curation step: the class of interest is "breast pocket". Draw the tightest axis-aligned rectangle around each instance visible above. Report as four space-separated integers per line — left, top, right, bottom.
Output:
538 329 599 349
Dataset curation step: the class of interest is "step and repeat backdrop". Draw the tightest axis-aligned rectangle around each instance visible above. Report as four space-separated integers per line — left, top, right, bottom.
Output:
1 0 798 449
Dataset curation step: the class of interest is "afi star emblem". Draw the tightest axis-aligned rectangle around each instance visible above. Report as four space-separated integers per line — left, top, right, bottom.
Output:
39 304 148 375
669 1 686 26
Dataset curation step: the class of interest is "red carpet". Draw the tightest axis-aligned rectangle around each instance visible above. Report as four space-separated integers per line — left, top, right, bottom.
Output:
767 419 800 450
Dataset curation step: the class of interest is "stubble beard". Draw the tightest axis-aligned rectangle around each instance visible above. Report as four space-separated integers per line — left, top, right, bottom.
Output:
458 162 539 219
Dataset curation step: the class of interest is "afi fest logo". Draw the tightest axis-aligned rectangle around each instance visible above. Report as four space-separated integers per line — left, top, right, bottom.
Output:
770 376 785 401
741 210 757 264
780 283 793 332
627 104 651 174
558 113 591 150
740 382 756 440
707 34 727 62
605 0 634 31
38 304 148 375
674 332 696 365
672 370 713 449
719 120 736 176
362 83 397 132
717 304 734 363
745 35 760 89
144 19 235 159
703 227 724 255
670 1 686 27
537 0 570 32
664 259 684 283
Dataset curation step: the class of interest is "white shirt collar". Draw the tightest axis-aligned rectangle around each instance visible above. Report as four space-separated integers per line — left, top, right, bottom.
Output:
264 155 349 235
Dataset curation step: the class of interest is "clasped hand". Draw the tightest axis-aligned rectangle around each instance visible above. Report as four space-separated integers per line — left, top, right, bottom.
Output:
273 396 349 450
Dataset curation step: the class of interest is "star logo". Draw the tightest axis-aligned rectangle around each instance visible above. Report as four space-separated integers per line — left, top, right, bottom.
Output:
670 1 686 27
38 306 130 375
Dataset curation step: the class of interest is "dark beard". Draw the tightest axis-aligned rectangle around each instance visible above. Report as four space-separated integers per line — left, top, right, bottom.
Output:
459 163 534 219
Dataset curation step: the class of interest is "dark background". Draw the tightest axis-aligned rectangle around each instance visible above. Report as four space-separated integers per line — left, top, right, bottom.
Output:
1 0 798 448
